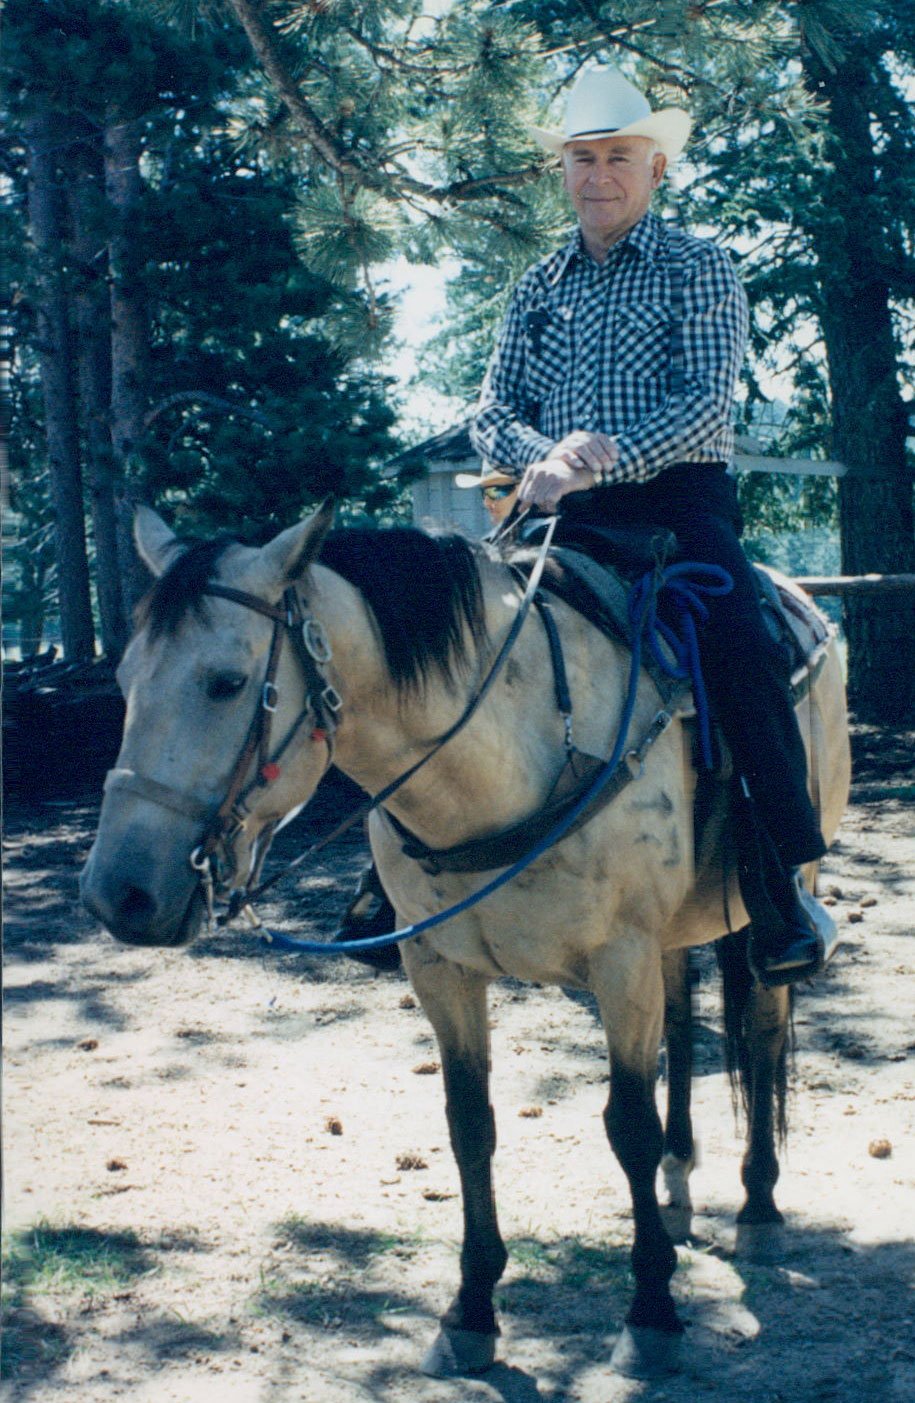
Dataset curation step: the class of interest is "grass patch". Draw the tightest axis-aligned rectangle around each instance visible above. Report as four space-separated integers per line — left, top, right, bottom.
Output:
1 1222 156 1383
2 1222 155 1300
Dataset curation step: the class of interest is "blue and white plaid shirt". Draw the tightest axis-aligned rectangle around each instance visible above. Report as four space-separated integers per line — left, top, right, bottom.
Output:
471 211 749 484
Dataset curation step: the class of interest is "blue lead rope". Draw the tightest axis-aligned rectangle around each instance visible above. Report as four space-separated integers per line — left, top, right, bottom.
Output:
258 560 732 957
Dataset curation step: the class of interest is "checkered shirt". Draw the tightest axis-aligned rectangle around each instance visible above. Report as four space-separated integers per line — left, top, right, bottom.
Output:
471 211 749 484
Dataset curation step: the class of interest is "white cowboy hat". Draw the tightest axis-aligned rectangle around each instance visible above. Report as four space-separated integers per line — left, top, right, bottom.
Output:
526 66 691 163
455 464 517 490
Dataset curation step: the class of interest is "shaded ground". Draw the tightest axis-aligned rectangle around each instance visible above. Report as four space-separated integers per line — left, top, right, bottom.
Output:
3 728 914 1403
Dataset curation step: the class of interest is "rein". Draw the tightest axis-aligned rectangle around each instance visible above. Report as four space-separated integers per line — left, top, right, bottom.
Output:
111 520 558 928
113 530 730 957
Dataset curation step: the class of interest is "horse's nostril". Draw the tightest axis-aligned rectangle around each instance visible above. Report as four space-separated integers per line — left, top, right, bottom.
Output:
120 885 157 927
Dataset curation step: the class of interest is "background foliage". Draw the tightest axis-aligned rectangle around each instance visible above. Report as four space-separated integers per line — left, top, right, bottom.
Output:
4 0 913 716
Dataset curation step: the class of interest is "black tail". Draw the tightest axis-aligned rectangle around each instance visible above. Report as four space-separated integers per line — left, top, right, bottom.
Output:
716 928 793 1145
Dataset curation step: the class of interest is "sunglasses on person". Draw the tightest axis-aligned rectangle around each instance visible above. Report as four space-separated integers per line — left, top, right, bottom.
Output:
482 483 517 502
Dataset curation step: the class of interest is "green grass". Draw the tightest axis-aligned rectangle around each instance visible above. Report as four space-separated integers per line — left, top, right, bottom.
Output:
1 1222 157 1382
2 1222 155 1300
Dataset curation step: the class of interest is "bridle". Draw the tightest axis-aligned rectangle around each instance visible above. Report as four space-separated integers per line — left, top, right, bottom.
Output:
105 582 344 921
104 519 560 933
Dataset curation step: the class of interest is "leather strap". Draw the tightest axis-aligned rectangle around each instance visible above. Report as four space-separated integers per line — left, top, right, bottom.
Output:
104 767 214 823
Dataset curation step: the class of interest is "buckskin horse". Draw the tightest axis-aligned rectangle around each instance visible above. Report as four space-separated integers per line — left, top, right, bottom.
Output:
80 501 849 1379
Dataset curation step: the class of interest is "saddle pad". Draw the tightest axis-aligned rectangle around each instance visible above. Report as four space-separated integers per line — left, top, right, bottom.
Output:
754 564 832 676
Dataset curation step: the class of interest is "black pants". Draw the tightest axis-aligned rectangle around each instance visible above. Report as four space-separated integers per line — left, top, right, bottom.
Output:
560 463 826 866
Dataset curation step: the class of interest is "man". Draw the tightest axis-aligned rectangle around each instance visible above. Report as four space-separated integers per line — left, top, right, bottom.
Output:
471 65 837 987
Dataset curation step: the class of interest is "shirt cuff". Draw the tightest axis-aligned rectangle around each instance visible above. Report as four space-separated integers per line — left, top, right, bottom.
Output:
596 436 650 486
512 429 556 469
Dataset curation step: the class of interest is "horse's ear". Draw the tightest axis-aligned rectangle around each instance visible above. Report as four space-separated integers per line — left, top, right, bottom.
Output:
134 506 179 578
258 496 336 586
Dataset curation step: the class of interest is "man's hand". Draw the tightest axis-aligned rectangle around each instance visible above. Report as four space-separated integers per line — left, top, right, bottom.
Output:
518 458 595 513
549 431 618 475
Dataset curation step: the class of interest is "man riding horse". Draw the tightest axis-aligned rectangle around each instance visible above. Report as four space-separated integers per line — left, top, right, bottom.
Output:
469 65 837 987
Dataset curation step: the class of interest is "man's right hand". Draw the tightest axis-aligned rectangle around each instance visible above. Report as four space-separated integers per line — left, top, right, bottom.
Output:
549 431 618 475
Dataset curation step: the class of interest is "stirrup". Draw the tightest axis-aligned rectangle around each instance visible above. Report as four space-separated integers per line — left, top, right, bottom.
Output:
750 872 839 989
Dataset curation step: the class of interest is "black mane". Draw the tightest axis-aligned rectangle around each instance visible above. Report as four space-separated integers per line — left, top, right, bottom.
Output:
136 525 487 693
137 537 237 640
319 527 486 693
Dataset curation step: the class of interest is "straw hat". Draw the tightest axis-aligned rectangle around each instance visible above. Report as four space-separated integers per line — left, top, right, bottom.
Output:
526 66 691 163
455 463 517 490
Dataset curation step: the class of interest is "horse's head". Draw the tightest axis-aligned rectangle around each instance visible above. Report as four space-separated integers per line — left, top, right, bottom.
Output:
80 501 337 947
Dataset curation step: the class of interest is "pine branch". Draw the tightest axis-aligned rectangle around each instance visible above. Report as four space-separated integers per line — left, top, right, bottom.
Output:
144 392 278 430
227 0 542 207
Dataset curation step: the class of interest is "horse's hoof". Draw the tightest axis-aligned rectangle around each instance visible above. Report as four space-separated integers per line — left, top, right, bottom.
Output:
420 1327 498 1377
660 1202 693 1244
735 1220 787 1263
610 1324 682 1379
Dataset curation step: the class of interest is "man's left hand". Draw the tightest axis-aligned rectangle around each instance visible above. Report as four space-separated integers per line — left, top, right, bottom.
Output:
518 458 596 513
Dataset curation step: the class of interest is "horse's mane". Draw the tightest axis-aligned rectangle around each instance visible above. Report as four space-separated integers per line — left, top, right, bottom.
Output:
137 537 237 640
319 527 487 694
136 526 487 695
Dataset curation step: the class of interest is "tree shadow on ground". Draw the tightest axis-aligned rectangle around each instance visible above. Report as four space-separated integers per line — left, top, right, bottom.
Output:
303 1221 914 1403
0 1223 208 1400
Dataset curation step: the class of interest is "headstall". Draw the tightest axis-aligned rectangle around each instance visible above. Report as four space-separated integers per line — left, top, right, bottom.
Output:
105 583 343 924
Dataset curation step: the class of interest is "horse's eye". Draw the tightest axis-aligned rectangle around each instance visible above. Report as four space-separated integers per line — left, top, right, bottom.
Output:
206 673 247 701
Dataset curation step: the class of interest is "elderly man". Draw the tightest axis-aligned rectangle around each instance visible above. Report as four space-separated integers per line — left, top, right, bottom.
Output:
471 66 836 986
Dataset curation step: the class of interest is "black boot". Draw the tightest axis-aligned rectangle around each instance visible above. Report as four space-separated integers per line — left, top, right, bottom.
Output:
750 868 839 988
732 778 838 989
332 863 402 972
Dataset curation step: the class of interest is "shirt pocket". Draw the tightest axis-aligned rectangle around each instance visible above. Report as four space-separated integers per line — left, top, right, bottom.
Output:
612 303 672 377
522 303 572 397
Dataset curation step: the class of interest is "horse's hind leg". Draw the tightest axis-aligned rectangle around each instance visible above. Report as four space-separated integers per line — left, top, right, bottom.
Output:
718 929 791 1260
402 943 505 1378
592 934 683 1379
660 948 695 1243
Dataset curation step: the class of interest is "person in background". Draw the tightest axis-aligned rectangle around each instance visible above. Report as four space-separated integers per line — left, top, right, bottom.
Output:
455 462 520 532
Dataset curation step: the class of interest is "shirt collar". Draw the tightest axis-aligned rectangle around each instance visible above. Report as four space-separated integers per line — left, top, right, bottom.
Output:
544 211 663 287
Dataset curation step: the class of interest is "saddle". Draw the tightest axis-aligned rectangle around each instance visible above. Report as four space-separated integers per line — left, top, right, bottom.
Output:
507 519 832 704
381 523 834 878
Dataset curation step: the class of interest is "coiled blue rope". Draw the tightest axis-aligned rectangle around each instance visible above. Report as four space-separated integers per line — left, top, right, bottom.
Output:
628 561 733 770
258 560 732 956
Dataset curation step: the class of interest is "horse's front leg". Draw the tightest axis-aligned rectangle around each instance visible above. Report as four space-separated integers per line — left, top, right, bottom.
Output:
402 940 506 1378
592 933 683 1379
660 948 695 1243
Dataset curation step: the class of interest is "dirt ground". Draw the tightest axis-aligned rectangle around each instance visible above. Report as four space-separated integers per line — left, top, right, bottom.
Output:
3 726 914 1403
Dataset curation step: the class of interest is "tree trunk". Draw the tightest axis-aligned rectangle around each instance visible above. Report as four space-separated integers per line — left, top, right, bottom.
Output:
104 109 152 614
803 44 915 724
23 108 96 662
69 127 128 658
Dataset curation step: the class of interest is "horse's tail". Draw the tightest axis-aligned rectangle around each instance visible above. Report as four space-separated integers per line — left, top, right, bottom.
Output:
715 928 793 1145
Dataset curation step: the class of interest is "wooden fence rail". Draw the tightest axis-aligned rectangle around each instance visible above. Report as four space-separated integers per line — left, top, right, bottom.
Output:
793 574 915 597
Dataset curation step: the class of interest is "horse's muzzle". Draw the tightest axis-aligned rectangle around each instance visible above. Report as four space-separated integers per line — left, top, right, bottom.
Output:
79 855 204 948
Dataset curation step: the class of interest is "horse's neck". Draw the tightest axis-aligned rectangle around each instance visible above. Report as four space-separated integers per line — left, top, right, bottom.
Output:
319 559 630 849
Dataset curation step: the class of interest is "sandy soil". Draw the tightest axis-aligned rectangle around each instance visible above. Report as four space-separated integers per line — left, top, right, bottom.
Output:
3 727 914 1403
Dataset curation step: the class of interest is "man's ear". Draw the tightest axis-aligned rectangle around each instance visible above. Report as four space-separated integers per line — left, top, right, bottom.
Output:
652 151 668 188
134 506 179 578
255 496 336 589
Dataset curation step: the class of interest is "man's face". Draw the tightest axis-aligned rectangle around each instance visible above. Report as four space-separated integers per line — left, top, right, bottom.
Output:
562 135 666 254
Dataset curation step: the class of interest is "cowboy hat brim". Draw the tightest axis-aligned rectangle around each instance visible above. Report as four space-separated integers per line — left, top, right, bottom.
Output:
526 108 692 163
455 468 517 489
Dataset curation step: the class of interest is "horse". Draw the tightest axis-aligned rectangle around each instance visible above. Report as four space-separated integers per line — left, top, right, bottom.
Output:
80 501 850 1380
